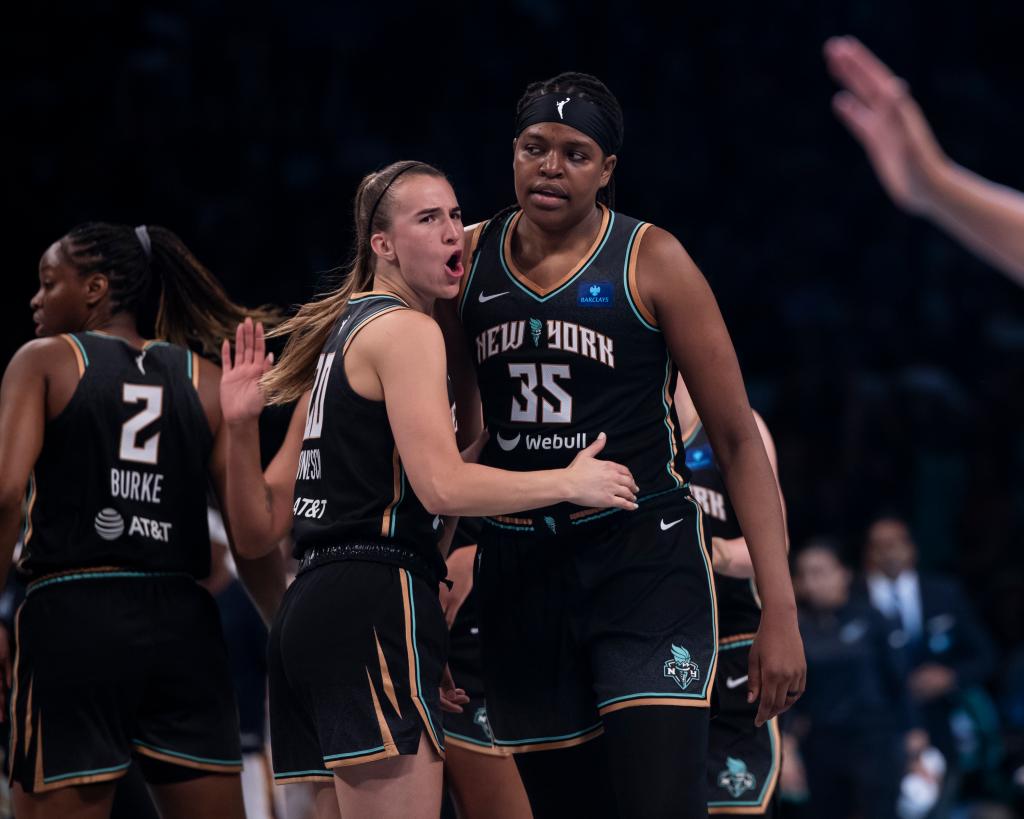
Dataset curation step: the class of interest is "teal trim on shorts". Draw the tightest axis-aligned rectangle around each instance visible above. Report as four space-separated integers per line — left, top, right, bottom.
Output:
443 730 492 748
622 221 658 332
482 518 534 532
68 334 90 367
274 769 332 779
493 721 603 747
131 740 242 767
26 570 190 595
499 210 616 303
43 760 131 784
597 691 708 709
569 486 687 526
719 639 754 651
323 745 385 762
406 571 444 752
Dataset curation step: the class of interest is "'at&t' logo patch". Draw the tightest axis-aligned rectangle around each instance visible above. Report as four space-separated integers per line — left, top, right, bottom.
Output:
578 281 613 307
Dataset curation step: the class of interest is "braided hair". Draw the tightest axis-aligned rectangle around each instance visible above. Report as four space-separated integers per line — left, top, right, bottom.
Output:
473 72 625 265
60 223 278 360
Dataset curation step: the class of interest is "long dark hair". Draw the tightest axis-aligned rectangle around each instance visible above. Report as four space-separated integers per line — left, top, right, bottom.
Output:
261 160 447 405
61 222 278 360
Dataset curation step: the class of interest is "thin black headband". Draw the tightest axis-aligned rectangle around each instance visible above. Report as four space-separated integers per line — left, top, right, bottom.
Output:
515 94 620 155
367 164 424 234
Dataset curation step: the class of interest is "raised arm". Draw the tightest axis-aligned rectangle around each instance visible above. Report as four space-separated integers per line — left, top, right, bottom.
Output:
640 227 804 726
219 319 307 558
825 35 1024 286
360 309 639 517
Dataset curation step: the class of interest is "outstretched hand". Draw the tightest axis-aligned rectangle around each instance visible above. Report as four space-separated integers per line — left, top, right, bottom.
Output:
220 318 274 425
565 432 640 511
824 35 946 215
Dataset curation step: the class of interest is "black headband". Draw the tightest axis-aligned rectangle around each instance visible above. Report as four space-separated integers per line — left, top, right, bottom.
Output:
367 163 423 234
515 93 620 156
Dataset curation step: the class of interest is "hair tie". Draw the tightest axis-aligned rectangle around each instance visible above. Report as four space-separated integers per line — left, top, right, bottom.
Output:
134 225 152 260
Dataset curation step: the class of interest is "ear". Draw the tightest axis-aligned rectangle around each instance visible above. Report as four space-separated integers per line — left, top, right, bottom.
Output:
83 272 109 308
599 153 618 189
369 231 397 264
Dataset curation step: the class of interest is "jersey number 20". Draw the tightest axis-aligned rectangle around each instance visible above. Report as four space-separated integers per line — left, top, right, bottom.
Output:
120 384 163 464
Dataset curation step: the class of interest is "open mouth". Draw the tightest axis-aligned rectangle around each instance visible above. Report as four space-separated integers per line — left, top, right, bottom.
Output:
444 249 464 277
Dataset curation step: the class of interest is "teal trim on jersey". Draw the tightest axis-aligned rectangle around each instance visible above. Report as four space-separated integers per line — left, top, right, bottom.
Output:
274 769 333 779
387 466 407 538
323 745 385 762
406 571 445 752
27 570 190 595
186 349 193 382
68 334 90 367
660 356 684 490
493 721 603 747
707 719 779 808
141 340 170 349
43 760 131 784
443 730 492 748
682 421 703 449
719 638 754 651
499 210 616 303
131 740 242 767
622 222 659 332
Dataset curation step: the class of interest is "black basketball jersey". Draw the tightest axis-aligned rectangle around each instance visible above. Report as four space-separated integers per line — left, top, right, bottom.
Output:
291 292 442 569
458 204 689 530
684 421 761 636
20 332 214 578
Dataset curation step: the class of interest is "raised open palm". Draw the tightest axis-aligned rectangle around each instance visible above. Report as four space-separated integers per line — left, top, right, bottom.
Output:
220 318 274 425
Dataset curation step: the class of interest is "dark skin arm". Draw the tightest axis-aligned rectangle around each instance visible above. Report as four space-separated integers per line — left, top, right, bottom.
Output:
638 227 806 726
0 338 80 717
197 355 287 625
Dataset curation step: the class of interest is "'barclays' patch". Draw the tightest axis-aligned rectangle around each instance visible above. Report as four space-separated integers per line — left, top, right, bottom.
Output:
578 281 614 307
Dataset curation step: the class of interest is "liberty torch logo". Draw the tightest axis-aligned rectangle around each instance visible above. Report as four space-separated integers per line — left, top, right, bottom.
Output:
717 757 757 798
663 644 700 691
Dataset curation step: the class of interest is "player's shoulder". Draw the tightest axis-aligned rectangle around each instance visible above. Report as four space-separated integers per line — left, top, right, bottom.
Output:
5 336 79 377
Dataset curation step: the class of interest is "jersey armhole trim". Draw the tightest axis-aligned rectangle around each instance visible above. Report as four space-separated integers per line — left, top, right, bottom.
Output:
59 334 88 378
623 222 658 330
187 352 201 390
457 221 488 311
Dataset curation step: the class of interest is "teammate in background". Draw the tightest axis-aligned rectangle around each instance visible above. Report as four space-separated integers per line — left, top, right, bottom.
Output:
219 161 638 819
439 519 531 819
674 379 786 815
0 222 284 819
438 73 804 818
825 35 1024 287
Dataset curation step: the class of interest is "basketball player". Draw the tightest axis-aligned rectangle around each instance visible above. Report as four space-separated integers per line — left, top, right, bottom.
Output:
218 161 638 819
674 378 786 816
439 519 531 819
825 35 1024 286
0 222 283 819
437 73 805 818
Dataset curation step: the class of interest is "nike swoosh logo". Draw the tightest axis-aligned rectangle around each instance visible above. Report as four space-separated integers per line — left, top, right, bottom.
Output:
660 518 684 531
478 291 509 303
496 433 520 451
725 675 748 689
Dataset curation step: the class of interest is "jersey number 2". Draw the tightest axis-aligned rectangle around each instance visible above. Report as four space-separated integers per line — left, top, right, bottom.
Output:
120 384 163 464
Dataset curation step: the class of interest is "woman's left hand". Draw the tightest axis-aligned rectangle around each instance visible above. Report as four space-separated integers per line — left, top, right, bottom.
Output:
440 665 470 713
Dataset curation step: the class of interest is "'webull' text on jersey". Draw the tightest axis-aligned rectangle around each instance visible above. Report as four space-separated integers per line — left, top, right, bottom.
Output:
459 205 690 524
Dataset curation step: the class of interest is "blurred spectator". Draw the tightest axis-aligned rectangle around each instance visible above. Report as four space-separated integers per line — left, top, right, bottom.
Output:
860 515 998 811
785 540 922 819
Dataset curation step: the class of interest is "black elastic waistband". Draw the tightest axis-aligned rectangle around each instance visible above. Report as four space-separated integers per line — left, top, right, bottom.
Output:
298 542 448 587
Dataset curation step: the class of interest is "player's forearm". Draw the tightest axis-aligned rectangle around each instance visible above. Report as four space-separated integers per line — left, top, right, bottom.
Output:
417 462 569 518
714 435 795 613
923 159 1024 285
232 547 287 625
224 419 286 557
712 535 755 579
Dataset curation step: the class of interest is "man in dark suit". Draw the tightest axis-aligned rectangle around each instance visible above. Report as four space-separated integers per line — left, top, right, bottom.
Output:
861 516 996 771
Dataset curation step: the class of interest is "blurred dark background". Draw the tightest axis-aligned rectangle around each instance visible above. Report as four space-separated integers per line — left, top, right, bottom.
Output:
6 0 1024 757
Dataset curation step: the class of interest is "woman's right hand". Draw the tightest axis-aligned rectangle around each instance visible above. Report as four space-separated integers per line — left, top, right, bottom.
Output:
564 432 639 510
220 317 274 426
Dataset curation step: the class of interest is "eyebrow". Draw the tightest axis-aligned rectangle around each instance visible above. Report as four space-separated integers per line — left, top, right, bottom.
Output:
414 207 461 217
521 128 595 151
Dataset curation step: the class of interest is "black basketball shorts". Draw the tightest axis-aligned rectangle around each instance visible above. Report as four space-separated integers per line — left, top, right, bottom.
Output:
707 636 781 815
9 569 242 793
268 560 447 784
477 491 718 753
